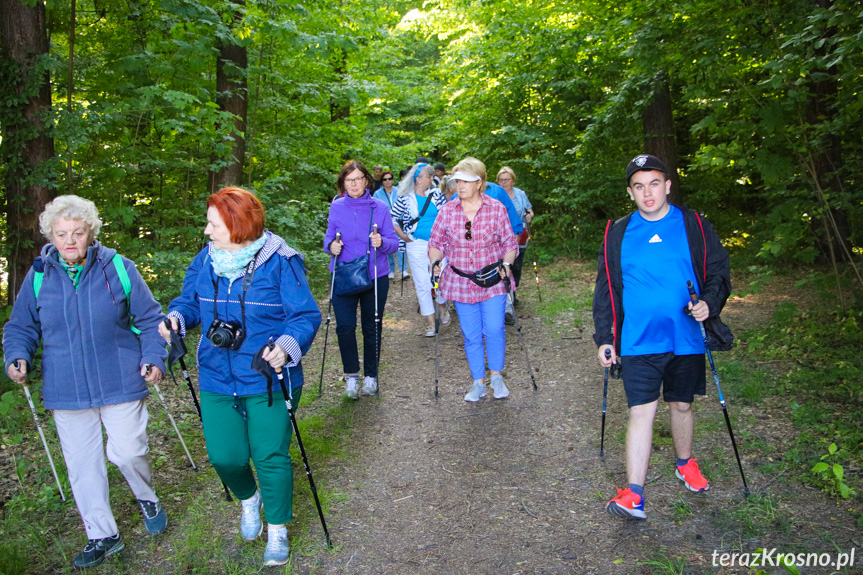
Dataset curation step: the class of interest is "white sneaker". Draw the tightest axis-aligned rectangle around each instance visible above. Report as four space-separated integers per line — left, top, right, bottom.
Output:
388 272 395 279
240 490 263 541
464 380 487 402
263 525 290 566
361 376 378 396
424 325 436 337
441 311 451 325
490 374 509 399
345 375 359 400
403 271 411 280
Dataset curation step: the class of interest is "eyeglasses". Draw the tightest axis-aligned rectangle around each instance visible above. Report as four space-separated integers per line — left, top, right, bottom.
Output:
382 177 393 181
498 177 512 183
465 221 472 240
345 176 365 184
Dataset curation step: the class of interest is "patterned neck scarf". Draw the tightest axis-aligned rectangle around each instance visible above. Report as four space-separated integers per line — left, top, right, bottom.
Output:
59 257 86 288
210 233 268 282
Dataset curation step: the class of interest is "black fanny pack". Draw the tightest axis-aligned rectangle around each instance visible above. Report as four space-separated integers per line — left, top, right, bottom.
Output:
450 261 502 288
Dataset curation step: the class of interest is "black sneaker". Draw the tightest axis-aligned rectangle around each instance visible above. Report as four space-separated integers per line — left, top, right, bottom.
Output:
505 313 515 326
72 534 124 569
138 499 168 534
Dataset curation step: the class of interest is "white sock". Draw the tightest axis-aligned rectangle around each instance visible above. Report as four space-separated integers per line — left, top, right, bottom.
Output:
268 523 287 536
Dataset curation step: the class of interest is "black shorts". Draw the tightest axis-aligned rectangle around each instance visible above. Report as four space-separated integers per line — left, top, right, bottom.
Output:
621 353 706 408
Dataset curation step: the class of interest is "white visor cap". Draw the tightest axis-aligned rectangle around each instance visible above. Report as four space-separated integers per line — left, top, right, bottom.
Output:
451 171 482 182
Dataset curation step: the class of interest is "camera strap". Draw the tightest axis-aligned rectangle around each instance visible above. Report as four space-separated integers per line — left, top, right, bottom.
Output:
211 251 262 339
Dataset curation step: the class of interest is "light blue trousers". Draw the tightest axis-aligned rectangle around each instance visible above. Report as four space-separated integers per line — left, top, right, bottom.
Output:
453 294 507 380
387 251 408 274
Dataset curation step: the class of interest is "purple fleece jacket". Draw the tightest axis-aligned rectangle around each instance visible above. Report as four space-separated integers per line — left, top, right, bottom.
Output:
324 191 399 277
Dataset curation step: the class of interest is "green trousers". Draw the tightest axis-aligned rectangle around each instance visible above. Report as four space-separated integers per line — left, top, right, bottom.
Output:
200 388 301 525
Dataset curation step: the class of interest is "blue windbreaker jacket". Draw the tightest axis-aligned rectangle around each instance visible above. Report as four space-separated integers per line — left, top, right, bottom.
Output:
3 242 167 410
167 232 321 395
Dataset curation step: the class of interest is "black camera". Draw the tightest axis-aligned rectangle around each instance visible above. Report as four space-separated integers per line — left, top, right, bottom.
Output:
206 319 246 350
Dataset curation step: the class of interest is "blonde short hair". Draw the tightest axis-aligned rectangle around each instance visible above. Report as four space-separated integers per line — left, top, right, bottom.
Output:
497 166 517 182
39 195 102 240
451 157 487 189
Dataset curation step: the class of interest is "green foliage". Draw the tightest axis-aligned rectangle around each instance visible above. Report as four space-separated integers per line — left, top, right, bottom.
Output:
811 443 856 500
671 496 691 520
635 552 687 575
737 296 863 500
726 494 790 538
0 542 27 575
3 0 863 285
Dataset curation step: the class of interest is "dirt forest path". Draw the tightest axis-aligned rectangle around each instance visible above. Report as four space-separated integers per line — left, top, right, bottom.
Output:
290 263 861 575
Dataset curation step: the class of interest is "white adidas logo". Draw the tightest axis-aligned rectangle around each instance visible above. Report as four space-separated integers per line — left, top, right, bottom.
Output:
649 234 662 243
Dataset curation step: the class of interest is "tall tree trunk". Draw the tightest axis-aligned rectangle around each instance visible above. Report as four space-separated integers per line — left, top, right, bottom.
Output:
0 0 56 305
643 73 682 206
66 0 76 193
329 47 350 122
209 1 247 191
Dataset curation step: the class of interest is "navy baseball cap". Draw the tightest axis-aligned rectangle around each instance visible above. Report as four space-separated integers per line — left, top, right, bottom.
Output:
626 154 668 183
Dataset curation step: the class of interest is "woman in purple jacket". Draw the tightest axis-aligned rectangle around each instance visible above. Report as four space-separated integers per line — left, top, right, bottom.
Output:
324 160 399 399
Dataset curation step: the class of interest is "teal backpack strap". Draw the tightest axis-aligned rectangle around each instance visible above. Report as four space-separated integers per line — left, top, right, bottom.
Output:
33 272 44 300
31 257 46 307
112 254 142 335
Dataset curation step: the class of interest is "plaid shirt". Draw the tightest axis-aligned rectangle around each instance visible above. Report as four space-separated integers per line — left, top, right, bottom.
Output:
428 194 519 304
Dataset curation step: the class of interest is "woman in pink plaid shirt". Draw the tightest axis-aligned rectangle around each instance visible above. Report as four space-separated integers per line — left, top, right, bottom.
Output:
428 158 519 402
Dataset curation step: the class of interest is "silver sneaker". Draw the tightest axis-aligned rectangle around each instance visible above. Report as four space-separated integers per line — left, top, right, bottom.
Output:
263 527 290 566
464 380 487 402
345 375 359 400
490 374 509 399
361 376 378 396
240 490 263 541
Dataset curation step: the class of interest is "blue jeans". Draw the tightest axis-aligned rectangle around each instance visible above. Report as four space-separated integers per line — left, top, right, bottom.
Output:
387 251 407 274
453 295 507 380
332 277 389 378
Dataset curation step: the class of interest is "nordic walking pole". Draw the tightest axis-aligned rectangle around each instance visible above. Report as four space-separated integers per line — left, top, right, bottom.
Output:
15 362 66 502
526 222 542 303
164 320 232 501
430 260 441 399
318 232 340 396
146 365 198 471
600 348 611 457
268 341 333 548
503 273 538 390
686 281 750 497
372 224 381 399
400 253 405 297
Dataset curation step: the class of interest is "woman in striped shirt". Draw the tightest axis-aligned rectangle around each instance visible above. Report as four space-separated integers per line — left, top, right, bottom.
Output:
391 163 448 337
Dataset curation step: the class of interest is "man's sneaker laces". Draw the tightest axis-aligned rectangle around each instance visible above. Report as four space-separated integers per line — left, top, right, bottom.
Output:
676 458 710 492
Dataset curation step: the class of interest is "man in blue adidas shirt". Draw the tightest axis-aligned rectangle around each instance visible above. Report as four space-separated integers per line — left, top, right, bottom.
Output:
592 154 732 520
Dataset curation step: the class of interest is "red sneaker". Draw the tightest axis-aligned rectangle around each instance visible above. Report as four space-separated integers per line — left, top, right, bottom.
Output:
676 458 710 492
605 487 646 519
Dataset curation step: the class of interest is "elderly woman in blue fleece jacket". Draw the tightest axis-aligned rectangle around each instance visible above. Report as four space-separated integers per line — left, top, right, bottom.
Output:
160 186 320 567
324 159 399 399
3 195 168 569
